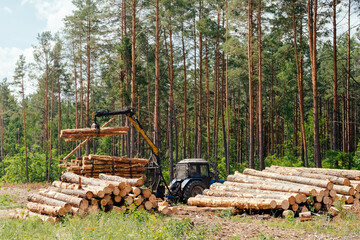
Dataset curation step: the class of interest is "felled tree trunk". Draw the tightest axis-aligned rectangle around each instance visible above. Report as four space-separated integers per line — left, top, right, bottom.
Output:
243 168 334 190
265 166 350 186
38 189 89 210
26 202 66 217
188 195 284 210
27 193 71 212
47 187 93 199
99 174 144 186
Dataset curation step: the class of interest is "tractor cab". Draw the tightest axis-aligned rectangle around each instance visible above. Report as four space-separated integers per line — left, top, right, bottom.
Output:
168 159 221 202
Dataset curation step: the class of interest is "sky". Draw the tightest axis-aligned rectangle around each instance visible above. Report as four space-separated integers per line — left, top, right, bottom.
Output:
0 0 75 93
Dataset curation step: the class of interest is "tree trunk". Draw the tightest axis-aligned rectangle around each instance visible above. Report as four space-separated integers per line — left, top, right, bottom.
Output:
188 195 280 209
248 0 255 169
266 166 350 186
99 174 144 186
154 0 161 163
205 41 211 160
332 0 338 160
203 189 290 209
346 0 351 154
181 22 188 159
28 193 72 212
193 15 198 158
38 189 89 209
243 168 333 189
85 20 91 155
48 186 93 199
130 0 137 158
307 0 321 167
197 0 203 158
168 16 174 181
48 64 54 182
1 88 5 175
258 0 264 170
21 75 29 183
26 202 66 217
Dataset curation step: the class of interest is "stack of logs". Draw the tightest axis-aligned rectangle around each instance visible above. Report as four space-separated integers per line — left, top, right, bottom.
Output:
59 154 148 179
23 172 163 222
60 127 129 141
188 166 360 217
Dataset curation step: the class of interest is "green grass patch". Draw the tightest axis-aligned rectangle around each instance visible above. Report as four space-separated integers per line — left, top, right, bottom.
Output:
0 210 221 240
0 194 21 209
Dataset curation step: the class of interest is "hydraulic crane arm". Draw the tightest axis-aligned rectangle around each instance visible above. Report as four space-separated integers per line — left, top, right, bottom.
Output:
92 108 159 161
91 107 171 197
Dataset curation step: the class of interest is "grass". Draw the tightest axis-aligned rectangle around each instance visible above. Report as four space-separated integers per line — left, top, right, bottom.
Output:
0 194 21 209
0 210 221 240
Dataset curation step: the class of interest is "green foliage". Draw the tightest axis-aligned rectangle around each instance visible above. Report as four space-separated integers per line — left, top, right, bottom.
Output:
218 208 233 219
0 210 221 239
1 146 60 183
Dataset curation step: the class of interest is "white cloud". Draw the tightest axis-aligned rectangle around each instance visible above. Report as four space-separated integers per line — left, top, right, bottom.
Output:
0 47 36 95
1 6 12 14
21 0 75 33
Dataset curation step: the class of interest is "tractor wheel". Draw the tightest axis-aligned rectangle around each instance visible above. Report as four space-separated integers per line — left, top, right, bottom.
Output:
183 180 207 202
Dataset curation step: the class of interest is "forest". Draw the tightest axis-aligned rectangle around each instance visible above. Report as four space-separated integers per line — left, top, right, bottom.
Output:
0 0 360 184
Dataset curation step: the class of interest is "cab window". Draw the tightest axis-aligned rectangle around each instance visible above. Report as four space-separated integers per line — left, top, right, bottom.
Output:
200 165 209 177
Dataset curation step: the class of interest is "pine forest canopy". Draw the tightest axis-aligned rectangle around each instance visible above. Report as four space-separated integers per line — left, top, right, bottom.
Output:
0 0 360 183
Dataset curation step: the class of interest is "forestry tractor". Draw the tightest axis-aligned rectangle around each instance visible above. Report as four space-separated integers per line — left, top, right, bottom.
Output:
91 107 223 202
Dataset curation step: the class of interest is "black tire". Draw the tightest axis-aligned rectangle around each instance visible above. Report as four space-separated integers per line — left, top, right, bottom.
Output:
183 180 207 202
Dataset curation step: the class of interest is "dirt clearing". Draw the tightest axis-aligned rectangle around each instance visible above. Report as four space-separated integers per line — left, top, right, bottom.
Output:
1 184 360 239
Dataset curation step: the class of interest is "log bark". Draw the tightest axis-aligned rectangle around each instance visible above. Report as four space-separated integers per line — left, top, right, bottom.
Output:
204 189 295 205
89 154 149 164
175 205 237 214
188 195 279 209
26 202 66 217
225 176 321 196
202 189 289 209
288 166 360 180
48 186 93 199
99 174 144 186
61 172 120 189
63 132 128 141
266 166 350 186
61 126 129 135
38 189 89 209
79 167 146 173
331 184 354 196
243 168 333 190
232 172 328 194
27 193 71 212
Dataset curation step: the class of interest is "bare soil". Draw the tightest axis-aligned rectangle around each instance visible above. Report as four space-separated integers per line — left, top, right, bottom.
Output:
0 184 359 239
173 211 340 240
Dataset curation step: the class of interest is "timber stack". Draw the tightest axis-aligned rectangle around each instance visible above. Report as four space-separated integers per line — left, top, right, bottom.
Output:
60 126 129 141
188 166 360 217
22 172 164 222
59 154 148 179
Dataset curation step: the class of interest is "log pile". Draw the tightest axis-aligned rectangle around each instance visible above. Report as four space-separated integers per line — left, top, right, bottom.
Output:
24 172 161 222
59 154 148 179
188 166 360 217
60 126 129 141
